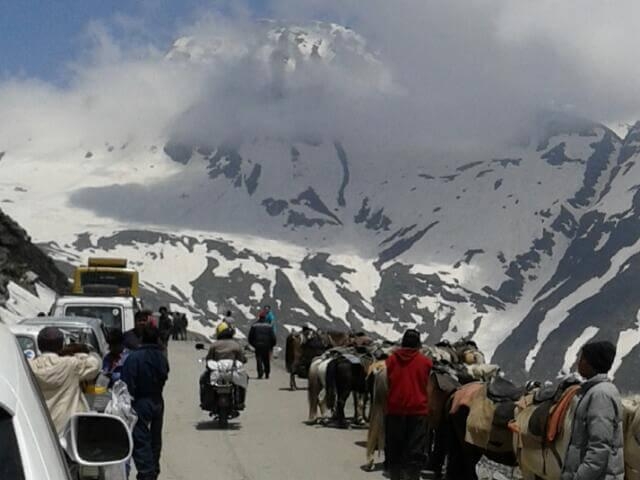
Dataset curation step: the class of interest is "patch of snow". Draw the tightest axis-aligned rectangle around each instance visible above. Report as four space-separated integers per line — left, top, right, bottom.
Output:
560 326 599 376
526 238 640 371
612 311 640 380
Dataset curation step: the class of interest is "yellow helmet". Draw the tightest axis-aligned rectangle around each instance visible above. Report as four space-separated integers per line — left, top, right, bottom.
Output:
216 321 230 338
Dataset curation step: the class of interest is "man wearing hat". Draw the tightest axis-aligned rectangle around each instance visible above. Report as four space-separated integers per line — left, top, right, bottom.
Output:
29 326 101 434
561 340 624 480
385 329 433 480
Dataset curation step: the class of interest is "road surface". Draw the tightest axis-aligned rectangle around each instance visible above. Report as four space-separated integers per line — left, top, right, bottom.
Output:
158 341 379 480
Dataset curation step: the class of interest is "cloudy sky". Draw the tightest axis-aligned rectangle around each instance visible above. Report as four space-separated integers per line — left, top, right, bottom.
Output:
1 0 639 155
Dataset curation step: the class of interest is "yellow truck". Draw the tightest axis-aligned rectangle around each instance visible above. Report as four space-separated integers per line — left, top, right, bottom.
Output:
72 257 139 297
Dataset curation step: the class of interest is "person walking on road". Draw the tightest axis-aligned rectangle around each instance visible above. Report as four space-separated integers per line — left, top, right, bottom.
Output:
29 327 102 434
158 306 173 347
102 329 130 388
122 325 170 480
561 340 624 480
248 314 276 379
124 310 153 350
385 329 433 480
263 305 276 332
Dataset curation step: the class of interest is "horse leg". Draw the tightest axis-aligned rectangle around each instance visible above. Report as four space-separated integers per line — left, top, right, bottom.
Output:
290 372 297 391
445 409 479 480
428 426 447 478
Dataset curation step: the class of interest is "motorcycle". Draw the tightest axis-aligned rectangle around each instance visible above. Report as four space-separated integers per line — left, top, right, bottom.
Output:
195 343 248 428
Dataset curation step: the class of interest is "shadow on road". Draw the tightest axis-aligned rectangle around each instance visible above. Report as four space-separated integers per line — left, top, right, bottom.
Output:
195 421 243 431
277 387 308 391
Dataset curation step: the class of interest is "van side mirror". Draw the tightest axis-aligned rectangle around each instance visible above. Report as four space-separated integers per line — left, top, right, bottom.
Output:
62 413 132 466
195 343 206 351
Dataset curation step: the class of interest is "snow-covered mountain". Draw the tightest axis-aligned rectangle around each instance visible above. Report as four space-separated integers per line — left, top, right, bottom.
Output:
2 21 640 388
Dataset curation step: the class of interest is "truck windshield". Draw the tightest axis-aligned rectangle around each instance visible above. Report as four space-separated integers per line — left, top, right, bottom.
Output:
65 306 123 332
80 271 133 289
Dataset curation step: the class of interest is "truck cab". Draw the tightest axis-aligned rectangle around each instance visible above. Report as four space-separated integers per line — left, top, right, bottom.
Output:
72 257 139 297
50 295 139 333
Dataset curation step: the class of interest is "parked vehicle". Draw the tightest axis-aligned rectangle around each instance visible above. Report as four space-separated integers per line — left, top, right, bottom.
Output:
195 343 248 428
72 257 139 297
50 295 139 333
0 322 132 479
19 316 110 357
9 324 78 359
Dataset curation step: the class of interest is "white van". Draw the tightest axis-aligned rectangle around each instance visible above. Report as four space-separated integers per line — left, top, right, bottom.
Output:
50 295 140 333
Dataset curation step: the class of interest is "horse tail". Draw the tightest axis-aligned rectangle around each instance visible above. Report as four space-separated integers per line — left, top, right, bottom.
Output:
325 358 337 410
366 368 388 466
285 334 296 373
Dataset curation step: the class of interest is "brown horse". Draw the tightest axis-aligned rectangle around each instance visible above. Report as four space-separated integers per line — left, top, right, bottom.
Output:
285 329 352 390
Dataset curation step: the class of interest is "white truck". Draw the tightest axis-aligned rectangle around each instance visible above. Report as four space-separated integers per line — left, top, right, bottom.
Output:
50 295 140 333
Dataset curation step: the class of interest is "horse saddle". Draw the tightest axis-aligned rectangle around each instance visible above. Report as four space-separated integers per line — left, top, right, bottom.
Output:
487 377 526 402
528 383 581 442
341 353 362 365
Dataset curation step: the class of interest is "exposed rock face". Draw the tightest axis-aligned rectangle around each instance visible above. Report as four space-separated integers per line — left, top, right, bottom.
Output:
0 209 69 304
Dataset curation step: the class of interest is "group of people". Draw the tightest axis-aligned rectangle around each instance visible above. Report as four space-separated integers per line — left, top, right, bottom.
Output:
385 329 623 480
28 308 171 480
208 306 277 380
157 307 189 342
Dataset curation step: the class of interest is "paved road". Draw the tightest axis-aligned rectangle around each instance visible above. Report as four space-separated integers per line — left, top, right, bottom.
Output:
158 341 378 480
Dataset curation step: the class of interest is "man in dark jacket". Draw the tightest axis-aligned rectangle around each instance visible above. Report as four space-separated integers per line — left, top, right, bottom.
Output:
248 315 276 379
123 310 151 350
561 340 623 480
385 329 433 480
121 325 170 480
157 307 173 347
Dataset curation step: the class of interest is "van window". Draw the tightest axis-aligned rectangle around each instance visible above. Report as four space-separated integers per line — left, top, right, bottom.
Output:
0 408 26 480
65 305 123 331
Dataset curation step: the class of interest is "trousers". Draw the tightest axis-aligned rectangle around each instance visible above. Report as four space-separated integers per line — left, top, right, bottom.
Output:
255 348 271 379
132 397 164 480
385 415 428 480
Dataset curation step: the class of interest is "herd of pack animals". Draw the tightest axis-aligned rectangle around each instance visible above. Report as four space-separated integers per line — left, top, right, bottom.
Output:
284 328 640 480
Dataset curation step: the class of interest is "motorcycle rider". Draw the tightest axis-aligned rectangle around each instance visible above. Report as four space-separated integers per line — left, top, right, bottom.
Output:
207 322 247 363
200 322 247 410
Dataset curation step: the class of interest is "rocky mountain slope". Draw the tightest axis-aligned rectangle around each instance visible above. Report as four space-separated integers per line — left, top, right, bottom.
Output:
1 21 640 388
0 209 69 322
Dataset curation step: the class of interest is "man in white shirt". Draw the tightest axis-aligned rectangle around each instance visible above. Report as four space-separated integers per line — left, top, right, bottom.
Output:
29 327 101 434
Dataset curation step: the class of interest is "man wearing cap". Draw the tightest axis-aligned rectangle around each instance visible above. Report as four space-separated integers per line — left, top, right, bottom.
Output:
385 329 433 480
29 326 102 434
561 340 624 480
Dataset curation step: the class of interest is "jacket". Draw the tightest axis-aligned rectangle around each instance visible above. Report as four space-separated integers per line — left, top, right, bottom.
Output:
385 348 432 416
561 374 624 480
121 344 169 400
123 328 142 350
207 339 247 363
248 321 276 350
29 352 101 434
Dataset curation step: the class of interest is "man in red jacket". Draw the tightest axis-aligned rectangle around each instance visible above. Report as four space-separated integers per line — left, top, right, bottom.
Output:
385 329 433 480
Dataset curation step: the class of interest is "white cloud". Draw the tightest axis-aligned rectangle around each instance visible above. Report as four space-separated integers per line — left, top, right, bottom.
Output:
0 2 639 158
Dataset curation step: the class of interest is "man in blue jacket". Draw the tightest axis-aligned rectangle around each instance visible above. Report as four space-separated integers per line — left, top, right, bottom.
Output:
121 325 170 480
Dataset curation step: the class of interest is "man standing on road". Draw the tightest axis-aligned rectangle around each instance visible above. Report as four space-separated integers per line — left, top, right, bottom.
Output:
122 325 170 480
385 329 433 480
561 340 624 480
158 306 173 347
248 314 276 379
263 305 276 332
124 310 152 350
29 327 102 434
102 329 130 387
